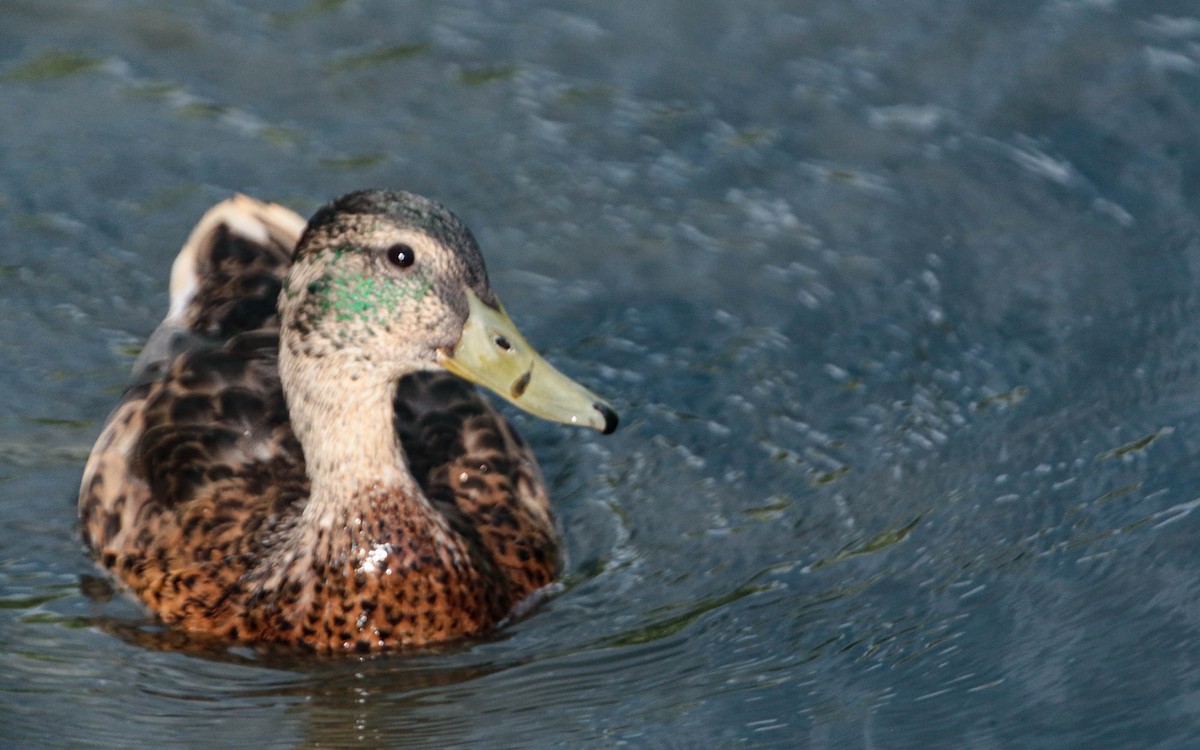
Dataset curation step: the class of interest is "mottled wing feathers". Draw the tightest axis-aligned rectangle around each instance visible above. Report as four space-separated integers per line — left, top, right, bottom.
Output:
169 194 304 335
82 196 309 565
395 372 560 594
134 196 305 377
136 342 303 510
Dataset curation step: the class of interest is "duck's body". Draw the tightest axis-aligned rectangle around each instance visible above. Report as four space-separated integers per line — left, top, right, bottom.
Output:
79 191 616 652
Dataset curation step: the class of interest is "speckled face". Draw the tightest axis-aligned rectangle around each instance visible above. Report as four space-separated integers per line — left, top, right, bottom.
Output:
279 189 618 434
279 192 491 371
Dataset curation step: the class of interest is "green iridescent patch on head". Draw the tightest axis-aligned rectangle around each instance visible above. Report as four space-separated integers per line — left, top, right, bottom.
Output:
305 270 432 326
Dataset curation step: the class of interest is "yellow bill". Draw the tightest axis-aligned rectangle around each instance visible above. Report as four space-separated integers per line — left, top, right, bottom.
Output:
437 290 619 434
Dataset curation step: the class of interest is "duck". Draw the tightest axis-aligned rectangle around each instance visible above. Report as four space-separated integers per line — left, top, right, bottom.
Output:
79 189 618 652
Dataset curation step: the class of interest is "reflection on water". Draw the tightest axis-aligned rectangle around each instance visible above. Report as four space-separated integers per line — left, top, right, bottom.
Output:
3 0 1200 747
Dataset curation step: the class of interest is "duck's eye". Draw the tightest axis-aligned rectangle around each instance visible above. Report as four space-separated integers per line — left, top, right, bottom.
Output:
385 243 416 269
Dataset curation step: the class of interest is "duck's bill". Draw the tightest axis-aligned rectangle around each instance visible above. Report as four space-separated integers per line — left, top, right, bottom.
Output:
437 290 618 434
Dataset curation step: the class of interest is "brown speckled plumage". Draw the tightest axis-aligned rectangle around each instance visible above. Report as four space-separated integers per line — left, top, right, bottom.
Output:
80 191 615 651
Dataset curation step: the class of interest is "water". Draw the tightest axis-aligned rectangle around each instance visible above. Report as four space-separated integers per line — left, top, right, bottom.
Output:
3 0 1200 747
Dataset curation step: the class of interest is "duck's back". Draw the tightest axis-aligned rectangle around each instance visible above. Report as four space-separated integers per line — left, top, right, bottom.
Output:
79 197 310 632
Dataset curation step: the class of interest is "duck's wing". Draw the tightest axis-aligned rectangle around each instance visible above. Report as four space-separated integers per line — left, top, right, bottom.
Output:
80 197 310 627
133 195 305 378
394 371 562 597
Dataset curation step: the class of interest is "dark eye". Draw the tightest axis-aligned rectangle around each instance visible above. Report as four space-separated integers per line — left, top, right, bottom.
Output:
385 243 415 269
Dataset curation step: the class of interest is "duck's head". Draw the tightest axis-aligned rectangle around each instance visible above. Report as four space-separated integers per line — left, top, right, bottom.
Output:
279 189 617 434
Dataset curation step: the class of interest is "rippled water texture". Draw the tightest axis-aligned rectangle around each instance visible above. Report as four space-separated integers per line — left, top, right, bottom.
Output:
4 1 1200 747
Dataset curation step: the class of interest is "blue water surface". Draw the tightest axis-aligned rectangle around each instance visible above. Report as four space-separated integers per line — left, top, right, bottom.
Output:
3 1 1200 747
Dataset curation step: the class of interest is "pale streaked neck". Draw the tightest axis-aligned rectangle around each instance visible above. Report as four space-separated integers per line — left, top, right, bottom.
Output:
279 345 423 528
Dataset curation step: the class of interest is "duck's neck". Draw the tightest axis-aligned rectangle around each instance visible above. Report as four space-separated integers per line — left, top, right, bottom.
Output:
278 344 423 529
261 338 509 638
